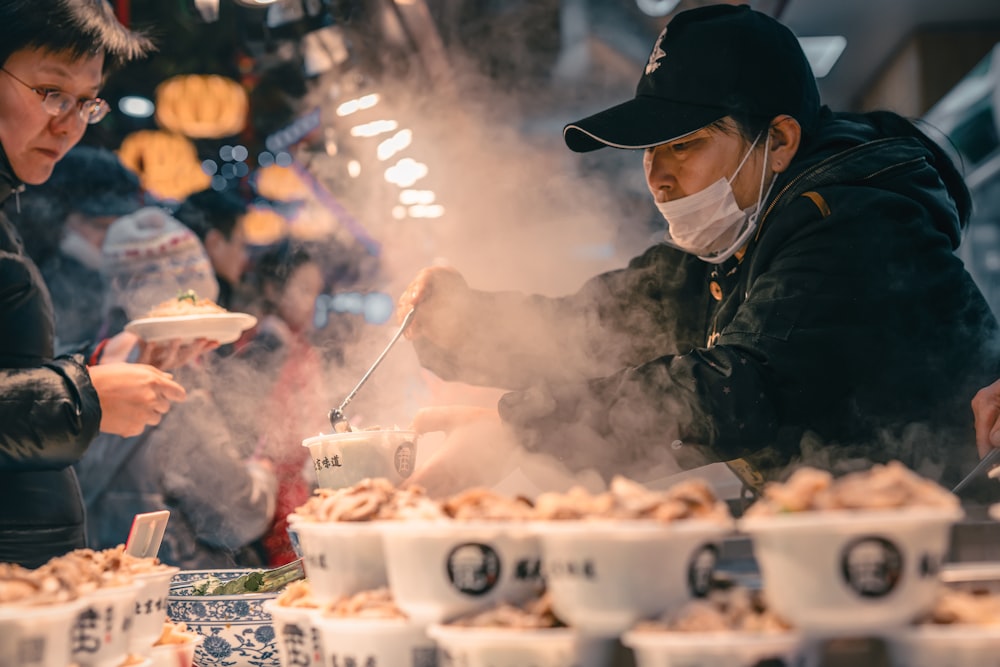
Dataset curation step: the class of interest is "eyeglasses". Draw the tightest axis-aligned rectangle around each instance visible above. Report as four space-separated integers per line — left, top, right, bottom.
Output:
1 68 109 125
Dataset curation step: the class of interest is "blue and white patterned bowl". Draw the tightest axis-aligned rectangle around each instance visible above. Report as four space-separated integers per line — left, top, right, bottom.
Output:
167 569 280 667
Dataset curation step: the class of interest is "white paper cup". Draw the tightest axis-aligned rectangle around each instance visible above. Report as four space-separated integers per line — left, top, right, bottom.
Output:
314 615 437 667
288 519 388 603
741 507 962 634
530 519 733 636
71 582 143 667
148 634 203 667
622 630 803 667
263 601 325 667
302 430 418 489
379 519 544 624
0 598 83 667
429 624 580 667
127 566 180 654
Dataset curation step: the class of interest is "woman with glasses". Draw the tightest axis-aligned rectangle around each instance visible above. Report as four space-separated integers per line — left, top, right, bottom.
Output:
0 0 188 567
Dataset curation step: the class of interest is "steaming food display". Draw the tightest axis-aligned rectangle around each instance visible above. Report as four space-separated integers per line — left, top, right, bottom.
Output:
123 289 257 343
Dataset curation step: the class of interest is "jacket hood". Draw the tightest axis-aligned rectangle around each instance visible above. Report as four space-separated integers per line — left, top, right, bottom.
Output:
772 107 972 248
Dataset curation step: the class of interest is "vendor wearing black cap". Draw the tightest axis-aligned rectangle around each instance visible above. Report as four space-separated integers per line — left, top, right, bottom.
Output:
397 4 1000 492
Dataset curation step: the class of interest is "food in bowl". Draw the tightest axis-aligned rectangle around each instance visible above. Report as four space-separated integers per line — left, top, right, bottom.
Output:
0 562 83 667
265 581 326 667
740 462 963 634
145 289 227 317
379 487 544 624
623 586 800 667
290 479 444 603
149 620 203 667
302 428 420 488
886 589 1000 667
167 569 280 667
429 595 583 667
527 477 734 636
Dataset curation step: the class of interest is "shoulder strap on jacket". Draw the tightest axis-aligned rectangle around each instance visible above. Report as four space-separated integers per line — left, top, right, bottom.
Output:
800 191 831 218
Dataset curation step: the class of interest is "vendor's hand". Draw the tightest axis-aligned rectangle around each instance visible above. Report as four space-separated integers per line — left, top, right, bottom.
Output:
972 377 1000 457
405 417 521 497
88 362 187 437
397 266 468 345
410 405 500 435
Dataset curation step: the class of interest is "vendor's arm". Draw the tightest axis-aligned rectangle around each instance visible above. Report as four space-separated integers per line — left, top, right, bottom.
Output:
400 246 707 390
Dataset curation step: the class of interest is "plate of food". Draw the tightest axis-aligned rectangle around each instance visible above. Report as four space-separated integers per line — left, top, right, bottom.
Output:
125 290 257 344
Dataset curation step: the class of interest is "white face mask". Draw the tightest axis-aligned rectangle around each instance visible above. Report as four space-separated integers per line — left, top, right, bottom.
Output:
654 132 774 264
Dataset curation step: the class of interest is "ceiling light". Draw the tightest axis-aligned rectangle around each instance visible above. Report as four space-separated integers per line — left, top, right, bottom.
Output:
117 95 154 118
232 0 280 7
798 36 847 79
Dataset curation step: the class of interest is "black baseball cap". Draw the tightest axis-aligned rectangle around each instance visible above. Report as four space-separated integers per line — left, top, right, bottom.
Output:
563 4 820 153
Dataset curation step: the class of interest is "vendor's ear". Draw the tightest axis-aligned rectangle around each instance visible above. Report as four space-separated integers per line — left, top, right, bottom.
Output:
767 114 801 174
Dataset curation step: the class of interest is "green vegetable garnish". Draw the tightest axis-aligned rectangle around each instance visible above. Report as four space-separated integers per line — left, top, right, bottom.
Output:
177 289 198 304
191 560 305 596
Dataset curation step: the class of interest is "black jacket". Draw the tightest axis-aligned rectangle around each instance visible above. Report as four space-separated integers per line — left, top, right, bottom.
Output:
413 109 1000 488
0 150 102 567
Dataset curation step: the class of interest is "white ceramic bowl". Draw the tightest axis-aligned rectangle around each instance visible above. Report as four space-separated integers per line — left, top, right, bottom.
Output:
379 519 544 624
886 624 1000 667
302 429 418 488
313 614 437 667
429 624 582 667
166 569 280 667
529 519 733 636
128 566 180 654
0 598 83 667
288 519 388 603
71 582 144 667
622 629 803 667
262 601 325 667
149 634 204 667
741 507 962 635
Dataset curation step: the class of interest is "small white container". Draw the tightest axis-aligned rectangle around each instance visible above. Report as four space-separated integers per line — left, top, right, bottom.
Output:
302 429 418 489
71 581 144 667
622 629 803 667
128 566 180 654
287 519 388 603
429 624 580 667
314 615 437 667
263 600 325 667
379 519 544 624
0 598 83 667
741 507 962 635
886 624 1000 667
529 519 733 636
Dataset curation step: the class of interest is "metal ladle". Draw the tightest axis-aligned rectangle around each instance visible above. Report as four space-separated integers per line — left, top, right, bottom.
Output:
328 308 416 431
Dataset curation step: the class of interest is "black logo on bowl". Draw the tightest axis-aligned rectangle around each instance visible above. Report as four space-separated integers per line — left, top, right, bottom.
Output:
281 623 312 667
446 543 501 596
687 544 718 598
840 536 904 598
394 441 415 478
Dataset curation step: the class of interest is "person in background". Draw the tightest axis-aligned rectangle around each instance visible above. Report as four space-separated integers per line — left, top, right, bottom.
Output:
0 0 190 568
173 187 249 311
225 241 330 566
74 207 277 569
396 4 1000 496
34 145 142 349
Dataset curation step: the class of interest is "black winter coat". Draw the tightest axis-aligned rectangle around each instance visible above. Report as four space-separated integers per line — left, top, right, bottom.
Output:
412 109 1000 489
0 152 101 567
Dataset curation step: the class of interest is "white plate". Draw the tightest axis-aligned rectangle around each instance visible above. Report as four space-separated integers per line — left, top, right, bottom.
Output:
125 312 257 344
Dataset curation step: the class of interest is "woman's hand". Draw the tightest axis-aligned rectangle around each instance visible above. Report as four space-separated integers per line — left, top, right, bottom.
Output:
396 266 469 345
88 362 188 437
99 331 218 370
972 377 1000 458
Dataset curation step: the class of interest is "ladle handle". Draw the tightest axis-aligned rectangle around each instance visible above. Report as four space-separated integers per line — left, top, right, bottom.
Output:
331 308 416 424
